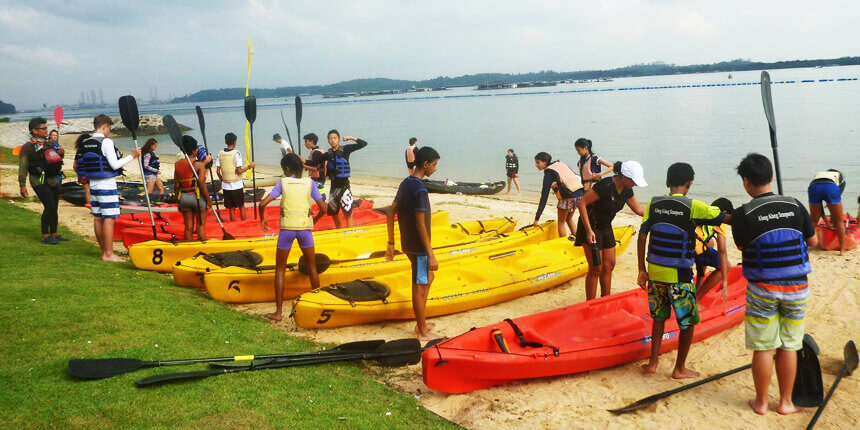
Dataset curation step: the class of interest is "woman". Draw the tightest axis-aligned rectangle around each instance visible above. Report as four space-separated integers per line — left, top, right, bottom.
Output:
575 138 613 191
141 138 165 195
576 161 647 300
532 152 592 238
72 133 93 205
17 118 66 244
174 136 213 240
505 148 521 195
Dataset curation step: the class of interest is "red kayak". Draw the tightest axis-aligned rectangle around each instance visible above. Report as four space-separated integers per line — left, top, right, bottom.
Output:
422 266 747 393
119 203 387 247
815 214 858 251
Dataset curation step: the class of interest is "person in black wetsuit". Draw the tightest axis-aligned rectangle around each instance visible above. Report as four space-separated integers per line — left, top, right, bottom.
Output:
319 129 368 228
505 148 521 195
532 152 591 238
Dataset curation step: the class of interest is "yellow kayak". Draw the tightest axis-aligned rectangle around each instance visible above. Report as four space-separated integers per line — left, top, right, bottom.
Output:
129 211 452 272
204 221 558 304
173 216 515 288
290 225 635 329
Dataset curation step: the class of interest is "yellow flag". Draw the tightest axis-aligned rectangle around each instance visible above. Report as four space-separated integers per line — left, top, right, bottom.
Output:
244 36 254 178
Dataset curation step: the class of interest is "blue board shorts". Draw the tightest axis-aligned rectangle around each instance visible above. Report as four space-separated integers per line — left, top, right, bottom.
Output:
808 181 841 205
407 254 430 285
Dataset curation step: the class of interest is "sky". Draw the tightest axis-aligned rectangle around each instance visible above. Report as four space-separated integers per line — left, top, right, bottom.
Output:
1 0 857 109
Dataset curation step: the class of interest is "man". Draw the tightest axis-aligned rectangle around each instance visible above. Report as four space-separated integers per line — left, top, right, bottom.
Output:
274 133 293 157
215 132 255 221
731 153 817 416
76 114 140 261
405 137 418 174
18 118 65 244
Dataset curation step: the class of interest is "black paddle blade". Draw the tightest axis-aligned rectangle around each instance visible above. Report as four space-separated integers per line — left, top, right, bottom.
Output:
794 334 824 407
298 253 332 275
118 95 140 133
244 96 257 124
68 358 150 380
195 106 206 133
162 115 183 148
374 338 422 367
295 96 302 123
760 71 776 132
846 340 858 375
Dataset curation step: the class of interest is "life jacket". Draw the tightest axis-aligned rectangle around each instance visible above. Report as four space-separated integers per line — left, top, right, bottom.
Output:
146 152 160 171
505 154 518 170
196 145 212 169
279 177 314 230
646 195 696 269
309 147 326 180
175 159 198 196
578 154 602 190
75 136 120 179
326 148 350 179
694 224 725 255
812 170 845 193
546 161 583 198
27 140 64 177
218 149 240 183
740 195 811 280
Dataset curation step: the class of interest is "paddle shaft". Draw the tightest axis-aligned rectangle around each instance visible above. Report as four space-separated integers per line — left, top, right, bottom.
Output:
761 72 784 195
196 106 222 213
295 96 302 157
131 130 158 239
806 366 849 429
280 109 293 153
249 122 257 219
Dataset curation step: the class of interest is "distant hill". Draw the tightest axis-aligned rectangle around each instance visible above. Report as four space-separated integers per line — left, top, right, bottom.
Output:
0 99 15 114
171 56 860 104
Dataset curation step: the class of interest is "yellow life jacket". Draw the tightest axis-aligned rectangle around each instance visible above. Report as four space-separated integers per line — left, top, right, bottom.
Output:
694 224 725 255
219 149 240 183
279 177 314 230
546 161 583 198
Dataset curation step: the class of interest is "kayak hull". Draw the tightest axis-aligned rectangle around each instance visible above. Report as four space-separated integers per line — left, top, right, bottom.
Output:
423 179 506 195
815 215 858 251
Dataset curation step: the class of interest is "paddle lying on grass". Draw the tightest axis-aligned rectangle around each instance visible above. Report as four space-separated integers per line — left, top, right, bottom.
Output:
806 340 857 429
68 339 384 380
118 95 157 240
243 96 258 219
295 96 302 157
760 71 784 195
280 108 293 149
135 339 421 387
195 106 222 214
163 114 234 240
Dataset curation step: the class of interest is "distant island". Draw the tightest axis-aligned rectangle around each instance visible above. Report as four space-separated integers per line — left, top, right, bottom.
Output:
172 56 860 104
0 99 16 115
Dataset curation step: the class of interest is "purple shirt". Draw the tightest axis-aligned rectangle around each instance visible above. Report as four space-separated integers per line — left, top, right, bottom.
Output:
267 179 323 201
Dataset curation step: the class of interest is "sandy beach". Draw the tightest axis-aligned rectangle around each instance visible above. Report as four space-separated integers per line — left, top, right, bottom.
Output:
1 129 858 429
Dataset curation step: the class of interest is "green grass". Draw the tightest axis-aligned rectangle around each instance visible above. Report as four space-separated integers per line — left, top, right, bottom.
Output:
1 145 18 163
0 199 454 429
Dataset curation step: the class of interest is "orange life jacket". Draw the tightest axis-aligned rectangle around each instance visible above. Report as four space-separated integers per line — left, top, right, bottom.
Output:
175 159 198 195
546 161 583 199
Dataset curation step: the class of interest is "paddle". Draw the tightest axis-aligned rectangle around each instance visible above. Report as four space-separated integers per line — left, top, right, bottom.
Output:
794 333 824 407
280 108 293 152
67 339 384 380
118 95 157 240
53 105 63 130
195 106 223 215
243 96 258 219
134 339 421 387
760 71 784 195
806 340 857 429
295 96 302 157
163 115 234 240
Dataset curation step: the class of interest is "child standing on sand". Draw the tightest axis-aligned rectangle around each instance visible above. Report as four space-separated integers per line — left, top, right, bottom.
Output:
386 146 441 340
637 162 727 379
731 153 816 415
505 149 521 195
259 153 326 321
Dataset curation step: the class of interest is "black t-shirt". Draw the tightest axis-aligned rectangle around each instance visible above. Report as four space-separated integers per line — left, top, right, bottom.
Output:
588 177 634 230
731 192 815 250
321 139 368 189
394 176 432 255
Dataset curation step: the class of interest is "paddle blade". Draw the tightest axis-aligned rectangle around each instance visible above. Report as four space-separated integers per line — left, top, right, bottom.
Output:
295 96 302 123
221 230 236 241
244 96 257 124
760 71 776 133
68 358 148 380
53 106 64 127
162 115 183 148
793 334 824 407
136 369 225 387
298 253 332 275
118 95 140 133
373 338 422 367
195 106 205 133
846 340 858 375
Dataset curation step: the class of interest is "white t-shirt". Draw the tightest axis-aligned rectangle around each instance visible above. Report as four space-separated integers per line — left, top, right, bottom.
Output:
279 139 293 156
214 149 245 190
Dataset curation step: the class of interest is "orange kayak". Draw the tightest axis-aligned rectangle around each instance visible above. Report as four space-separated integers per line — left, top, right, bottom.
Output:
815 214 858 251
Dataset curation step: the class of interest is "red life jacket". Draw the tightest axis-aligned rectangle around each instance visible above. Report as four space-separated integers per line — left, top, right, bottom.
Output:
175 159 198 195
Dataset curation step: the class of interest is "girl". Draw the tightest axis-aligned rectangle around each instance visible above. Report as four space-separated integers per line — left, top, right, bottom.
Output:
174 136 213 241
72 133 92 205
48 129 65 184
259 153 326 321
141 138 165 195
532 152 592 238
576 161 647 300
575 138 613 191
505 148 521 195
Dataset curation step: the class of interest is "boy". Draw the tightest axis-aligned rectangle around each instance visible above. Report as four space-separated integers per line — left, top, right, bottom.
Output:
274 133 293 156
386 146 441 340
807 169 847 254
76 114 140 261
301 133 327 202
637 162 727 379
320 130 367 228
694 197 733 300
405 137 418 174
215 132 255 221
731 153 816 415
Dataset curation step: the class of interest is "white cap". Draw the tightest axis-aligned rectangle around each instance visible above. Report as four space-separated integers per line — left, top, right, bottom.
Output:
620 161 647 187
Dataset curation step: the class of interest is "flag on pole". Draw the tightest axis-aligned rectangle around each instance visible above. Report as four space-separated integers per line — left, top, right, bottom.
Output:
244 37 254 178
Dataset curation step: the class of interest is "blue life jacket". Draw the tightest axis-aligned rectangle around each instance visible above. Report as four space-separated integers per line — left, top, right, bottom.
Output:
646 195 696 269
147 152 160 170
740 195 811 281
327 148 350 179
76 136 120 179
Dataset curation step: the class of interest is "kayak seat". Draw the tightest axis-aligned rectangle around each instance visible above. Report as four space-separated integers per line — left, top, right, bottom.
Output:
203 250 263 268
324 280 390 307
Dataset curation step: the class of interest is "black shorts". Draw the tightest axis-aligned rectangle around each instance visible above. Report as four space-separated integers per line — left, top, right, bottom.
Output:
327 187 354 217
506 169 518 179
574 222 616 249
223 188 244 209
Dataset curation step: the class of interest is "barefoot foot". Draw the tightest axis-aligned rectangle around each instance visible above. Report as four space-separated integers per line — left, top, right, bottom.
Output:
748 399 768 415
672 367 700 379
265 312 282 322
641 362 658 374
102 254 126 262
776 402 799 415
